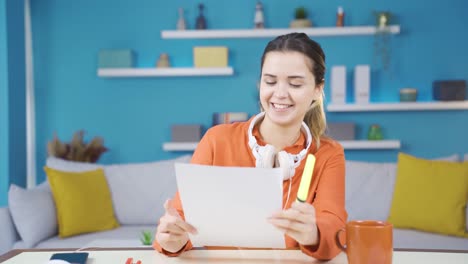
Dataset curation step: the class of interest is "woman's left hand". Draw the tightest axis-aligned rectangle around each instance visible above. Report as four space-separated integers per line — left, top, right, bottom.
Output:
268 201 319 246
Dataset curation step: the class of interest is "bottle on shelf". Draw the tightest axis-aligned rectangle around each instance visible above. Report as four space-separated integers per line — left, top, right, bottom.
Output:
254 1 265 29
336 6 344 27
196 3 207 29
177 7 187 30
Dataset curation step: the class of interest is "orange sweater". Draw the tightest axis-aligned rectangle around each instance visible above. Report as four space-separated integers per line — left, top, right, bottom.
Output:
153 118 347 260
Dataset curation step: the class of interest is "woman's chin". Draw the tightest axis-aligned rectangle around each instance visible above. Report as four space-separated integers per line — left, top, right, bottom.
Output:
266 111 295 126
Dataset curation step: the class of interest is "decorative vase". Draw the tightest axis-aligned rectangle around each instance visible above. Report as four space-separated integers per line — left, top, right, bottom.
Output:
156 53 170 68
289 19 312 28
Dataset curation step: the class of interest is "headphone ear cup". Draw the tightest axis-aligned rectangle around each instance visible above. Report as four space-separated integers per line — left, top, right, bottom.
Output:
256 144 276 168
277 151 295 180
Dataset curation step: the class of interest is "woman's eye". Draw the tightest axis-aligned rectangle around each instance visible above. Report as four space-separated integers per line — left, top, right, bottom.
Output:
290 83 302 88
265 81 276 86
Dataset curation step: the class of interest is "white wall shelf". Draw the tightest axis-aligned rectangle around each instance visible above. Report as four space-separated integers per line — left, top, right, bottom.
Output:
163 142 199 151
339 140 401 150
161 25 400 39
327 101 468 112
97 67 234 77
162 140 401 152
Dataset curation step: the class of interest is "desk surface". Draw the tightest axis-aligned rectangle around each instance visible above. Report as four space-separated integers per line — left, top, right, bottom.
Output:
1 248 468 264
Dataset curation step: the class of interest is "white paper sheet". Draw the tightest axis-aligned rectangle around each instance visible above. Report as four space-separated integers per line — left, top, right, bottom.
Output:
175 163 286 249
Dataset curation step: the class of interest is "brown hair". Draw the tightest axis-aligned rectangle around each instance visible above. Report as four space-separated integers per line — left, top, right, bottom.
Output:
260 32 327 148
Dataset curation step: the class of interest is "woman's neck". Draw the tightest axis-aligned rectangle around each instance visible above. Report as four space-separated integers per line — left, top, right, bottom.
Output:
258 117 302 151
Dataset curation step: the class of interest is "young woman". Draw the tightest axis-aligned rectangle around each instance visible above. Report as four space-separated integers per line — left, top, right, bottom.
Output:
153 32 347 261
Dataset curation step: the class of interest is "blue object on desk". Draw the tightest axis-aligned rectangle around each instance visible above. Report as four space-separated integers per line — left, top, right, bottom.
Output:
50 252 89 264
98 49 135 68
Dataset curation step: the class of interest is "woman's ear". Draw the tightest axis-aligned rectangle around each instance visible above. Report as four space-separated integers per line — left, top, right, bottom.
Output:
313 82 325 99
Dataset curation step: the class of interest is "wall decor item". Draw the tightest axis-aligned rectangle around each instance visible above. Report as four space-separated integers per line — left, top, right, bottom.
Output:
373 11 394 71
47 130 108 163
331 65 347 104
375 11 392 29
196 3 207 29
354 65 370 104
177 7 187 30
290 6 312 28
193 46 228 67
367 124 383 140
336 6 344 27
327 122 356 140
213 112 249 126
98 49 135 68
254 1 265 29
432 80 466 101
399 88 418 102
156 53 170 68
171 125 202 142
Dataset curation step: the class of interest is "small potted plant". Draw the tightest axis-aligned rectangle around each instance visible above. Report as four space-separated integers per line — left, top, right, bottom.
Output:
140 230 153 246
290 7 312 28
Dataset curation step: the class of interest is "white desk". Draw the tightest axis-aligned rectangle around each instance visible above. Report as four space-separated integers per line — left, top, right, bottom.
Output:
81 239 152 249
1 248 467 264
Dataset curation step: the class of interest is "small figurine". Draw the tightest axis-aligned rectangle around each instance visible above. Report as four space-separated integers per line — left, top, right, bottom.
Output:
156 53 170 68
254 1 264 29
177 7 186 30
196 3 207 29
336 6 344 27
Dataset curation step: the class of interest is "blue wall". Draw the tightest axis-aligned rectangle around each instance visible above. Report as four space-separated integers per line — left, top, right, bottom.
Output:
6 0 26 188
30 0 468 184
0 0 26 206
0 0 9 206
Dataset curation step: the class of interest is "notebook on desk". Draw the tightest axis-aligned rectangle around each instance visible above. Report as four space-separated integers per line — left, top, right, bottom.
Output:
50 252 89 264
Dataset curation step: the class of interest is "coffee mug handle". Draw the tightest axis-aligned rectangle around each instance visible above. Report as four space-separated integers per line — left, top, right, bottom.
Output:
335 228 347 252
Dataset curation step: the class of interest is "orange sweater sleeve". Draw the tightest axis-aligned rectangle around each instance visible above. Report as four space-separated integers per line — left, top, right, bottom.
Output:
300 146 347 260
153 129 215 256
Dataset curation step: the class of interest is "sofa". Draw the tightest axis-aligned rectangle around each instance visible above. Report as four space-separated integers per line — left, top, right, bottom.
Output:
0 153 467 255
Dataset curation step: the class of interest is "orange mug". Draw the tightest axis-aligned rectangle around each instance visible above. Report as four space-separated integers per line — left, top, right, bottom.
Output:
335 220 393 264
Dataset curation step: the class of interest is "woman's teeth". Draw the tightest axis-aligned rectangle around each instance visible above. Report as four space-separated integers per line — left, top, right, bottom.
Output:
272 103 291 109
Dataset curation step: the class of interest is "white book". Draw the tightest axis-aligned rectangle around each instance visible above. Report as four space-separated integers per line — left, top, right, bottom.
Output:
331 66 347 104
354 65 370 104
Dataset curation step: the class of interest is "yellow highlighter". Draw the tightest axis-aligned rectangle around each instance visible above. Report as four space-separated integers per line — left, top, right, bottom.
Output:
296 154 316 202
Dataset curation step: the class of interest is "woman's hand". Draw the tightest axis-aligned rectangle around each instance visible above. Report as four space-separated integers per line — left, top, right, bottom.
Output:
155 199 198 253
268 201 319 246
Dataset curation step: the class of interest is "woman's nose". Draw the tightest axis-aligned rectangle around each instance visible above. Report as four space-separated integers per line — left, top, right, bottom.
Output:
273 83 288 98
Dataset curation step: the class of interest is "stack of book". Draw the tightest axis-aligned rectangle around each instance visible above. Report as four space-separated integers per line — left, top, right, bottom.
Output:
212 112 249 126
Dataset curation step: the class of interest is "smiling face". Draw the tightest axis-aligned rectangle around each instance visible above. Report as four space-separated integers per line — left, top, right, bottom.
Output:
259 51 322 128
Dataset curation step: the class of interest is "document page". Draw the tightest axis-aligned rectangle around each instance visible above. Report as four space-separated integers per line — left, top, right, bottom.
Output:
175 163 286 248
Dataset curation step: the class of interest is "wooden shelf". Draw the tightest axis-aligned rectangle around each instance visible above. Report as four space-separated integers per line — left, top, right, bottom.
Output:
161 25 400 39
162 140 401 152
327 101 468 112
97 67 234 77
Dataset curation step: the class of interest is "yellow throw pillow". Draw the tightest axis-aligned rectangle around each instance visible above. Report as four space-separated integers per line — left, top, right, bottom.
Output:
45 167 119 238
388 153 468 237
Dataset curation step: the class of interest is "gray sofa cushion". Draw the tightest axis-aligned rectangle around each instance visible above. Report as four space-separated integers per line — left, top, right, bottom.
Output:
104 155 191 225
393 228 468 250
8 183 57 248
14 225 156 249
46 155 192 225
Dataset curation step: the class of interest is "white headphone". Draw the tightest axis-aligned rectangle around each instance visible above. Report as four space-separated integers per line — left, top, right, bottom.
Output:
248 112 313 181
